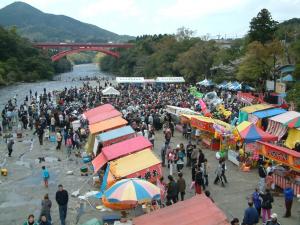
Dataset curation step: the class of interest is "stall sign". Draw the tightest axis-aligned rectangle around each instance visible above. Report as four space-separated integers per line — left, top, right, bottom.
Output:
266 149 289 164
294 157 300 170
191 118 214 132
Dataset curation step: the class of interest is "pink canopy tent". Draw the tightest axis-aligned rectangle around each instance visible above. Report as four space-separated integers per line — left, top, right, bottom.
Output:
92 136 153 172
88 110 122 125
83 104 114 120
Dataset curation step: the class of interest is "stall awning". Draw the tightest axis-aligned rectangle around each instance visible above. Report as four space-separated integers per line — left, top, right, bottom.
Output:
101 86 120 96
88 110 121 125
92 153 107 173
156 77 185 83
83 104 114 119
116 77 144 83
236 121 278 143
133 194 229 225
253 108 286 119
97 126 135 143
89 117 127 134
102 136 152 161
241 104 274 113
268 111 300 124
110 149 161 178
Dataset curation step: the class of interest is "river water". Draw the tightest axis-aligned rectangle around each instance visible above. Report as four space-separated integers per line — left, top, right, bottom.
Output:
0 63 112 107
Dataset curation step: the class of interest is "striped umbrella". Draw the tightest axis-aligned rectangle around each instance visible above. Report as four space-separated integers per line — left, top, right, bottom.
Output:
283 117 300 128
103 178 160 204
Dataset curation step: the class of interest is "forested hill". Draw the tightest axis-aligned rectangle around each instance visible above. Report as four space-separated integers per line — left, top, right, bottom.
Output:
0 26 71 86
0 1 134 42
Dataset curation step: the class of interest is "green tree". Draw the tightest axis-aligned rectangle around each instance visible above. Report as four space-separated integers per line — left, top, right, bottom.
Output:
286 83 300 111
248 9 278 44
237 40 284 88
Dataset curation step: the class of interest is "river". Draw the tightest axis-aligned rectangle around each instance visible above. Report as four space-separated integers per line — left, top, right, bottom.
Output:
0 63 112 107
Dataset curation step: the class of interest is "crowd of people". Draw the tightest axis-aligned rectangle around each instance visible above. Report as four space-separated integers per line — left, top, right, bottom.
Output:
1 80 295 225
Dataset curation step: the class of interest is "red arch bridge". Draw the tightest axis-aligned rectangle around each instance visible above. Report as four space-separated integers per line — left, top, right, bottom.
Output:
33 43 134 62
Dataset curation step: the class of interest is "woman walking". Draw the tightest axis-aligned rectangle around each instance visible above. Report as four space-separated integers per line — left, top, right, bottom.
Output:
260 189 274 224
40 194 52 224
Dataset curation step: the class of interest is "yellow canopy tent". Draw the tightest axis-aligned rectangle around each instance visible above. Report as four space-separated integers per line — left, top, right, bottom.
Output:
285 128 300 149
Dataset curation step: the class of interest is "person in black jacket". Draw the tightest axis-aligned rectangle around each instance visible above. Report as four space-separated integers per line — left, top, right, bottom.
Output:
55 184 68 225
260 189 274 224
258 162 267 192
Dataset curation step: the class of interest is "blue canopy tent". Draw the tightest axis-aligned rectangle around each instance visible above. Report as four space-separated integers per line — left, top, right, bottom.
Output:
252 108 287 119
228 81 242 91
217 81 227 89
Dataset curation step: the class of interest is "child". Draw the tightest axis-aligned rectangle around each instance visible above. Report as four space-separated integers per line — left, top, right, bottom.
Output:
42 166 50 188
177 172 186 201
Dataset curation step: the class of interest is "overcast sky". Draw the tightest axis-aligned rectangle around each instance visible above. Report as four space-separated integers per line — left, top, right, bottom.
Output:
1 0 300 38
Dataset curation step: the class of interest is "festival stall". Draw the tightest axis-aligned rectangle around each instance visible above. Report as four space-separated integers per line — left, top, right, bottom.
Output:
85 117 127 153
256 141 300 196
83 104 115 120
96 126 135 147
266 111 300 140
166 105 200 123
197 79 214 87
230 121 277 169
89 117 127 135
92 136 153 172
190 116 232 151
238 104 274 124
87 110 121 125
251 108 286 128
133 194 230 225
107 149 161 186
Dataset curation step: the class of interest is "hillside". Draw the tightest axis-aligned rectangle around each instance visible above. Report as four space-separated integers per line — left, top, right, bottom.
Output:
0 1 134 43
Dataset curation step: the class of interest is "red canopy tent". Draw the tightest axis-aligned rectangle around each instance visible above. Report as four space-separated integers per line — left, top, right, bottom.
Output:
92 136 153 172
238 123 278 143
83 104 114 120
133 194 229 225
88 109 121 125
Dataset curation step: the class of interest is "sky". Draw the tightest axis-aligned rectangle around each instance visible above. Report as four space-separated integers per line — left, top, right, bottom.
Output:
1 0 300 38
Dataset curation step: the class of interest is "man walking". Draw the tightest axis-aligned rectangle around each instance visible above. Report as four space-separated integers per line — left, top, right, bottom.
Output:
56 184 69 225
283 183 294 218
242 201 259 225
258 162 267 192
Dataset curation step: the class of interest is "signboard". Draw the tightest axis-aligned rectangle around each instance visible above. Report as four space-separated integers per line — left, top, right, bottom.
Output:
266 148 289 164
228 150 239 166
190 117 214 133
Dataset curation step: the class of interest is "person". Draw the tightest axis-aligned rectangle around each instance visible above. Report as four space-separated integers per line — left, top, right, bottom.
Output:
283 183 293 217
260 189 274 224
41 166 49 188
195 166 204 194
175 148 185 172
36 125 44 145
166 175 178 205
266 172 274 191
202 159 209 187
56 184 69 225
258 162 267 192
177 172 186 201
186 141 193 167
23 214 38 225
160 143 167 167
40 194 52 223
56 131 62 150
39 215 51 225
191 147 198 166
266 162 273 175
197 149 205 165
242 201 259 225
7 138 14 157
220 158 228 184
266 213 281 225
252 188 262 218
230 218 239 225
214 160 225 187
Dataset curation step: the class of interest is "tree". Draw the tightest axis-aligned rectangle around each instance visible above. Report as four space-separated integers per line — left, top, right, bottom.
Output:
286 83 300 111
248 9 278 44
237 40 284 88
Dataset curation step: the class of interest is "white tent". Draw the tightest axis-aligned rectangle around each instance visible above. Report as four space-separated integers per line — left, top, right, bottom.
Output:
197 79 214 86
116 77 144 83
156 77 185 83
101 86 120 96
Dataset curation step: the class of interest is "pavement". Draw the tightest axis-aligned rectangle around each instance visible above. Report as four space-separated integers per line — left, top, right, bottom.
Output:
0 128 299 225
